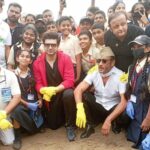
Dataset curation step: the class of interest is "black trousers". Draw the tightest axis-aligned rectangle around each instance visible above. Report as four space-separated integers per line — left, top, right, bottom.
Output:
43 89 76 130
11 105 38 134
83 92 130 128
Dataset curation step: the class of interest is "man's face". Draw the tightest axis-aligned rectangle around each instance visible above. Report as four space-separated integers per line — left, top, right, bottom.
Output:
94 13 105 24
59 20 71 36
97 56 114 74
92 28 104 43
44 39 58 56
110 14 128 40
86 11 95 20
43 11 53 23
7 6 21 23
80 21 92 31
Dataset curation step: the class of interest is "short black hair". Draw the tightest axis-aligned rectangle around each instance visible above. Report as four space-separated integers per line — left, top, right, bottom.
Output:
78 30 92 41
91 23 105 31
8 2 22 12
95 10 106 20
42 32 60 45
86 6 100 14
58 16 71 25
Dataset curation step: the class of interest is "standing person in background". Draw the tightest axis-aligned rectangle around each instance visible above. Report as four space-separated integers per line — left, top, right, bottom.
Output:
58 16 82 84
33 32 76 141
91 23 105 50
86 6 100 20
7 24 40 71
104 12 144 72
5 3 24 45
130 2 149 29
112 1 126 13
25 14 36 25
42 9 54 24
0 0 11 68
94 10 107 27
78 30 99 77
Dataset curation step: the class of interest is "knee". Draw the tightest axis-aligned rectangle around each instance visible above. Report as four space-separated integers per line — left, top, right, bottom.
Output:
62 89 74 103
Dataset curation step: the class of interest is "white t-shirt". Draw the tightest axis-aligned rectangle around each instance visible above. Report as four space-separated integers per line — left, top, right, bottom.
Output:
0 19 12 68
84 67 126 110
0 67 20 110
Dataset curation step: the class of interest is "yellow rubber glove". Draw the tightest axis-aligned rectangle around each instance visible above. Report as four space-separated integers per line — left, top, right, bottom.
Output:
76 103 86 128
40 87 57 96
0 111 7 121
40 87 57 102
43 93 51 102
87 64 98 75
0 119 13 130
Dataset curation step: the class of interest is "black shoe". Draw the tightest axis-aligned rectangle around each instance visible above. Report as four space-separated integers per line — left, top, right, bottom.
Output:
80 124 95 139
66 127 76 141
13 139 22 150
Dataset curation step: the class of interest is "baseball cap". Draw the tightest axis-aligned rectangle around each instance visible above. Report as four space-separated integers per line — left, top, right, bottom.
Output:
128 35 150 47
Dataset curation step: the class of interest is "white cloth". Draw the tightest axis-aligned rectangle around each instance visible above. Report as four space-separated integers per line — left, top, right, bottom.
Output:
59 34 81 64
0 19 12 68
84 66 126 110
0 67 21 110
0 118 14 145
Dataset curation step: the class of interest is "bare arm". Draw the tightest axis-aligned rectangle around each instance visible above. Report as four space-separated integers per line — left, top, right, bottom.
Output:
74 80 90 104
4 94 21 115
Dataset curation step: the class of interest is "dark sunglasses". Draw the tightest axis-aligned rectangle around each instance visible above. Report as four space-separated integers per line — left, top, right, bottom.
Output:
96 59 111 64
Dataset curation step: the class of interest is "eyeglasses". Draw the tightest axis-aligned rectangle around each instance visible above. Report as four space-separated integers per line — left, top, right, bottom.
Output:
96 59 111 64
44 43 57 48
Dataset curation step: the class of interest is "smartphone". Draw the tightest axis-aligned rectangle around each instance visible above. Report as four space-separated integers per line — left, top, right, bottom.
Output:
133 12 142 19
60 0 66 8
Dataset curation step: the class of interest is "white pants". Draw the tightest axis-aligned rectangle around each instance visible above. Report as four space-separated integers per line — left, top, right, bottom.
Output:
0 128 14 145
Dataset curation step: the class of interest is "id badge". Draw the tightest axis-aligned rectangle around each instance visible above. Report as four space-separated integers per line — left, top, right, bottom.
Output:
130 94 136 103
27 94 34 101
1 87 11 103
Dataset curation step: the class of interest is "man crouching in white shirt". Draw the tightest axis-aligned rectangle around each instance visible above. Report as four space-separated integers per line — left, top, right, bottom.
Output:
74 46 129 138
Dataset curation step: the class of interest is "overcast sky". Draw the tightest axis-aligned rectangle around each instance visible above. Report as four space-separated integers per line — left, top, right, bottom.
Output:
2 0 138 24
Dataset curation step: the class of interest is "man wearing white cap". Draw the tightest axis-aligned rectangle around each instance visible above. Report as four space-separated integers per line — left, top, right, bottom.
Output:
74 46 128 138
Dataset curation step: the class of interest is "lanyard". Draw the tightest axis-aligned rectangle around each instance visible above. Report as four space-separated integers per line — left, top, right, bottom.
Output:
131 65 143 92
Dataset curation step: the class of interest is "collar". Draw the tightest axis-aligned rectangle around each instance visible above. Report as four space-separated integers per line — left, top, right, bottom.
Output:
99 66 116 78
61 34 72 41
17 42 34 51
15 67 30 77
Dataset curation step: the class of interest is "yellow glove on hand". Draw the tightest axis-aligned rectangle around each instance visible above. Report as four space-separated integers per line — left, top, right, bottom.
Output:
43 94 51 102
87 65 98 75
40 87 57 96
0 111 7 121
76 103 86 128
40 87 57 102
0 119 13 130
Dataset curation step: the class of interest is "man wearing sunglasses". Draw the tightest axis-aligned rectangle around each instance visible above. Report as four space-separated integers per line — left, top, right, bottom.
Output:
74 46 128 138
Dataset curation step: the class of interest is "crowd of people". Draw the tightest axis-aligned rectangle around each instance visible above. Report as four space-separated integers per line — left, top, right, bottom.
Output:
0 0 150 150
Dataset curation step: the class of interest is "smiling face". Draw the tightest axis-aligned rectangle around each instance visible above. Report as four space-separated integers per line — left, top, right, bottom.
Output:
23 29 36 44
16 50 32 67
109 14 128 40
44 39 58 56
78 34 92 51
59 20 71 37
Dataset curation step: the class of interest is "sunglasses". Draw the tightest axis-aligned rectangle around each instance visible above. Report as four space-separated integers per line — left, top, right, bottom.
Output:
96 59 111 64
